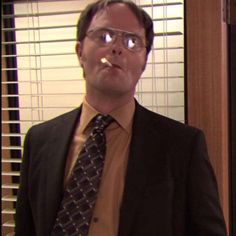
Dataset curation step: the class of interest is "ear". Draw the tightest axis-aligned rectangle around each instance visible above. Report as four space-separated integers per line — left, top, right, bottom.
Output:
75 42 84 67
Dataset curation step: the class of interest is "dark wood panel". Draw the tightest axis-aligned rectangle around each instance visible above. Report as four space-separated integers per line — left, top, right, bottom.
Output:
186 0 229 233
229 24 236 236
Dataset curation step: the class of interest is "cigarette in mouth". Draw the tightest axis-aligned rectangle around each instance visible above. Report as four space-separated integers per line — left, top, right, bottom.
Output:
101 57 112 67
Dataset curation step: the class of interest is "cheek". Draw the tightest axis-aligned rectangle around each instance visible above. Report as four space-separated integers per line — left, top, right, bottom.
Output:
81 52 99 73
127 68 143 87
129 56 146 77
80 41 100 69
129 59 146 85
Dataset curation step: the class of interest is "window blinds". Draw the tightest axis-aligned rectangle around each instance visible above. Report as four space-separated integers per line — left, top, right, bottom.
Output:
1 0 184 235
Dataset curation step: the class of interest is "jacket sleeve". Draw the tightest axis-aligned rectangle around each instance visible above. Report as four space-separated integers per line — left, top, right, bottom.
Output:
15 128 36 236
187 130 227 236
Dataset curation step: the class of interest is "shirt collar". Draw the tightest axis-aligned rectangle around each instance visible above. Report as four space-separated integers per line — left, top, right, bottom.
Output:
80 97 135 134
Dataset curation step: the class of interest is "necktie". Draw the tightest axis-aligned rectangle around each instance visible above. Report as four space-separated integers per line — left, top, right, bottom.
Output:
52 114 114 236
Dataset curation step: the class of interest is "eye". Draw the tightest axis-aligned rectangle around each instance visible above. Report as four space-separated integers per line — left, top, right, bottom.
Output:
127 37 137 49
98 30 114 44
125 34 142 50
103 32 113 43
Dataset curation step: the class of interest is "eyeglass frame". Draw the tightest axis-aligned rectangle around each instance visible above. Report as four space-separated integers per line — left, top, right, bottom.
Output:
85 27 147 52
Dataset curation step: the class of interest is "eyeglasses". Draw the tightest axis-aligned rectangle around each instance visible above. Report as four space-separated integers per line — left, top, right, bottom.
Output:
86 27 146 52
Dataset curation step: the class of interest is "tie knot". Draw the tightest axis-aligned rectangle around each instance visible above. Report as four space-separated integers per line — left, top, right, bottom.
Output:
92 114 114 132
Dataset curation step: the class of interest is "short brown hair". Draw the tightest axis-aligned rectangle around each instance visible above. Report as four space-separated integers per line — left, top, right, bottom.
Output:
76 0 154 55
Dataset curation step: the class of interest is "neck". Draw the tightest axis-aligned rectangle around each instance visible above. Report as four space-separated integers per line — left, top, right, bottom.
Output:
85 93 134 114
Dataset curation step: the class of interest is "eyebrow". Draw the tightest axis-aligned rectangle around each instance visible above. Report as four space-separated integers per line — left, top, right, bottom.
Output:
88 27 145 38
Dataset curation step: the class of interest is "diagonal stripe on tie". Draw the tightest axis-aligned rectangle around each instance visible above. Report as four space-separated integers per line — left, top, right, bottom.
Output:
51 114 114 236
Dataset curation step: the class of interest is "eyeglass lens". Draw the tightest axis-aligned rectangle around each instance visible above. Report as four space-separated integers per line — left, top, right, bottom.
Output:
87 28 144 51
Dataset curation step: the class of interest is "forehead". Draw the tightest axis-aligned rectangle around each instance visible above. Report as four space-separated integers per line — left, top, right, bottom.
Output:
88 3 145 35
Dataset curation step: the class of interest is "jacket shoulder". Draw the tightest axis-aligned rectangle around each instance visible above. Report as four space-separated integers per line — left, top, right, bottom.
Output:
24 108 81 148
136 103 201 136
29 108 81 133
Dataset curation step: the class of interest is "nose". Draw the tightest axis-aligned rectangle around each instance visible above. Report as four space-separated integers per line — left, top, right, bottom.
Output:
111 36 123 55
112 48 122 55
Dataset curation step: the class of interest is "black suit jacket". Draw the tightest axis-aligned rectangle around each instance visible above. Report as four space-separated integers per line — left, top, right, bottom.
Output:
15 102 227 236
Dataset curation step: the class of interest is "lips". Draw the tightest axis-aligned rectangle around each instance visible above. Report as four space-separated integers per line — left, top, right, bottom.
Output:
102 62 122 70
111 63 122 69
100 56 124 71
108 59 123 70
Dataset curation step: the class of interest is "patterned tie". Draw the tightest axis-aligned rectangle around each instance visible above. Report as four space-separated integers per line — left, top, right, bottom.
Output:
52 114 114 236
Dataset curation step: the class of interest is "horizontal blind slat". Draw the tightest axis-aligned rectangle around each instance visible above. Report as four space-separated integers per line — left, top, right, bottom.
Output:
2 38 76 45
1 46 184 58
2 158 22 163
3 10 82 18
2 1 183 17
2 208 16 214
1 32 183 46
2 195 17 202
2 220 15 228
1 75 184 84
2 171 21 176
2 61 184 70
2 146 22 150
2 90 184 98
2 183 19 189
1 16 183 31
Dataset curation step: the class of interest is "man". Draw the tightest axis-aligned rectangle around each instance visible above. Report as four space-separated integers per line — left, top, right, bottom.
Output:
15 0 227 235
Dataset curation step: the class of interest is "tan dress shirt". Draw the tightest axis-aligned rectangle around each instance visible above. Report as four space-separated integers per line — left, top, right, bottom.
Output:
64 98 135 236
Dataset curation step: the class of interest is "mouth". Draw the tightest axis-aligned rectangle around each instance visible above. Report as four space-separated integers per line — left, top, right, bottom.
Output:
111 63 122 70
100 57 123 70
101 57 112 67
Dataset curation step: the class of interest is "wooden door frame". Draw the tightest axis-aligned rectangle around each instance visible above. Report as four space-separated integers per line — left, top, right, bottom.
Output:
185 0 229 233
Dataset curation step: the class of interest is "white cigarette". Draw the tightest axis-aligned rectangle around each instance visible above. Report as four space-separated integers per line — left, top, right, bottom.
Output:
101 57 112 67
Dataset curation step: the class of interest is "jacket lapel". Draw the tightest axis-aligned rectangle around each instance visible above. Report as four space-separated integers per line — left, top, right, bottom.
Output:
42 107 82 234
118 103 166 236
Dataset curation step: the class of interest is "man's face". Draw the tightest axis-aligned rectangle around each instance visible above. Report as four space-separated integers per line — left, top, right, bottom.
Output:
76 3 147 100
